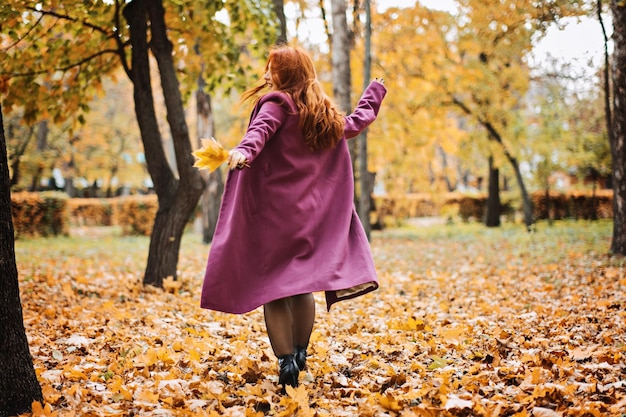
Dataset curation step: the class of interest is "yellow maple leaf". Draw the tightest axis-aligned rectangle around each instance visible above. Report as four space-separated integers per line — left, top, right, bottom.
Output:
378 393 402 412
135 387 159 404
41 384 62 404
109 376 133 401
61 282 75 299
30 401 59 417
64 368 87 381
192 138 230 172
570 345 597 362
286 384 310 408
276 385 314 416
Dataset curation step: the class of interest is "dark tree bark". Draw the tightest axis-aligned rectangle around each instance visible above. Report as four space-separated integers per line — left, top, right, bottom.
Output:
485 155 501 227
0 104 43 416
124 0 204 286
272 0 287 44
610 1 626 254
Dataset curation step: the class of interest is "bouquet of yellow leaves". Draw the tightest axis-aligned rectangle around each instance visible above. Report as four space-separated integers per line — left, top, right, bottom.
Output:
192 138 230 172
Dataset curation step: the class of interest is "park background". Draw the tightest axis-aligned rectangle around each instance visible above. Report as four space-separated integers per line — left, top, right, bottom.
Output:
1 0 625 416
4 0 614 232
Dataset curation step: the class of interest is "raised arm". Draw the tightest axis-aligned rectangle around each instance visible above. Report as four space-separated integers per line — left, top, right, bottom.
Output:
343 80 387 139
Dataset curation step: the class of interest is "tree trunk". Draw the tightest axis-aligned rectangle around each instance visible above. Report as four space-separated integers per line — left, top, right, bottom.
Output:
506 152 533 229
29 163 43 191
357 0 373 239
330 0 354 159
544 187 554 224
272 0 287 44
202 171 223 244
8 125 34 188
610 1 626 254
453 97 534 229
485 155 501 227
27 122 49 191
437 144 455 192
591 173 598 221
599 0 613 144
196 82 223 244
64 176 76 197
36 120 48 151
0 104 43 416
124 0 204 286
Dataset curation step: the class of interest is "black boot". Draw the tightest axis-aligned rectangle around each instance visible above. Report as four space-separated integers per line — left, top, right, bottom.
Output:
295 345 307 371
278 354 299 389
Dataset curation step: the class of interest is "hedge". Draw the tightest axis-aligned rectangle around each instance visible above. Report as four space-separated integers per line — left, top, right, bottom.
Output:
66 198 115 227
531 190 613 221
372 190 613 228
11 191 69 238
11 193 158 237
115 195 158 236
11 190 613 237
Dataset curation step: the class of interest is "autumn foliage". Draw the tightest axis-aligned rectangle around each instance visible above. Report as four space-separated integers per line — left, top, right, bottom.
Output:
14 221 625 416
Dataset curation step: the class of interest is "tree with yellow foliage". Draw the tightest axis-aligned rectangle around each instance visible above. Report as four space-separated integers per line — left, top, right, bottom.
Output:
0 0 276 287
367 0 587 227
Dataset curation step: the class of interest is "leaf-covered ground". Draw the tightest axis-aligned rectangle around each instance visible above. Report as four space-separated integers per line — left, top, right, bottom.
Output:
14 220 626 417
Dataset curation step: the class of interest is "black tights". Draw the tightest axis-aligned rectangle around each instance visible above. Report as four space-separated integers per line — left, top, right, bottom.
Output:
263 293 315 357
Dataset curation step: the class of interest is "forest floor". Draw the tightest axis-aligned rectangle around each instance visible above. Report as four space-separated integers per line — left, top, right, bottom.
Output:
14 219 626 417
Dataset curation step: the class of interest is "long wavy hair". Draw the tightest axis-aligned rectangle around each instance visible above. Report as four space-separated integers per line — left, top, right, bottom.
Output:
242 46 345 151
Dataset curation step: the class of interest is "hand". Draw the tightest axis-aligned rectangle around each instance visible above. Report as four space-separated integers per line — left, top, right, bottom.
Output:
374 77 384 85
227 150 248 170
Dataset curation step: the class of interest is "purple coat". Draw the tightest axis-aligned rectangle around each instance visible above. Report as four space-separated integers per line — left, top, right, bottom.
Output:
200 81 387 314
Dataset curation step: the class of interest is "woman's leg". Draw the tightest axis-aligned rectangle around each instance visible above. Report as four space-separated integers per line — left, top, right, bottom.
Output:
290 293 315 349
263 293 315 355
264 297 299 388
263 294 315 381
263 297 294 357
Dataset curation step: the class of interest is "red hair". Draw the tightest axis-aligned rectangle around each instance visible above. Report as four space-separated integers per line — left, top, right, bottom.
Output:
242 46 345 151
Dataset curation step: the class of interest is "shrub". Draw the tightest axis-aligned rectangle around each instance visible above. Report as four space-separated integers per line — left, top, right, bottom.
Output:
372 190 611 228
532 190 613 220
11 191 68 238
115 195 158 236
66 198 115 226
372 193 439 228
457 195 486 223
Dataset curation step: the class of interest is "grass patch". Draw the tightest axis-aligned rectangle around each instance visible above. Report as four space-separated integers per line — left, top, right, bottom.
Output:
376 219 614 265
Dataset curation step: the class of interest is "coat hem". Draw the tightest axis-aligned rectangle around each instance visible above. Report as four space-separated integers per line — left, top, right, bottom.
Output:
200 280 379 315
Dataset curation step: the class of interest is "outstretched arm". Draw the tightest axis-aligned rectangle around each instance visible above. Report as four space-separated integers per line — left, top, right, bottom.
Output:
344 80 387 139
228 96 289 169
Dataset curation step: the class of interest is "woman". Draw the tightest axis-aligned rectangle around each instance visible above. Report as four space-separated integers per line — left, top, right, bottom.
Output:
200 45 386 389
